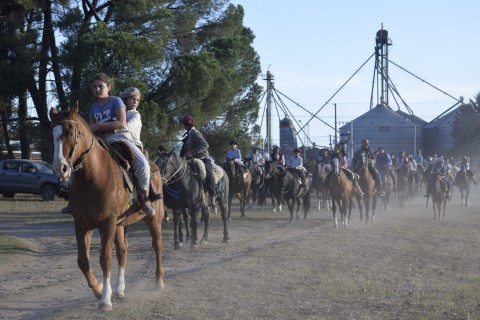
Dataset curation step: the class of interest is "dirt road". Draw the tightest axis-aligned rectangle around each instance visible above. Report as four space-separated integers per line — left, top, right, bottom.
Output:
1 190 480 320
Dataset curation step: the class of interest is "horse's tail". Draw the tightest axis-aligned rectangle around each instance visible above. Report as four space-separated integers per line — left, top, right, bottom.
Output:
425 196 429 209
303 189 311 214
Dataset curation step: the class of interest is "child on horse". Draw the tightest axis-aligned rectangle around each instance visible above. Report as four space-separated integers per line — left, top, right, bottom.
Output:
424 159 451 199
121 86 163 202
89 73 158 217
286 148 307 187
224 140 246 189
352 138 384 197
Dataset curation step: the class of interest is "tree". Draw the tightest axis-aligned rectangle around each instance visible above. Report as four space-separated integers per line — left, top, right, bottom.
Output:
451 93 480 156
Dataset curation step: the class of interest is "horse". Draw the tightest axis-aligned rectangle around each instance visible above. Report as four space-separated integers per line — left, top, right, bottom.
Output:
327 157 354 228
312 162 331 211
244 160 266 210
416 163 426 191
223 159 251 219
49 105 164 311
263 160 284 213
156 151 230 248
378 166 393 211
355 152 378 224
454 168 471 207
396 162 409 207
265 161 311 222
426 174 448 220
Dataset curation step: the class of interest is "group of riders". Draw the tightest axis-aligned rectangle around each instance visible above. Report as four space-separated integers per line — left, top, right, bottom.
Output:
209 136 478 203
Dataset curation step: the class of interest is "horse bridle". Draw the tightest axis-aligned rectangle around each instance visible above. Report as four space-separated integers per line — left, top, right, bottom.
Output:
51 119 94 172
158 153 187 185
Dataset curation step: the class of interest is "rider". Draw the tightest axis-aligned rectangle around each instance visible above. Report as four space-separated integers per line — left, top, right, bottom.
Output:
286 148 307 187
352 138 384 197
325 143 365 197
374 147 397 191
121 86 162 202
459 155 478 185
224 140 246 189
245 146 265 174
89 73 156 217
270 145 285 165
424 158 451 199
179 115 217 208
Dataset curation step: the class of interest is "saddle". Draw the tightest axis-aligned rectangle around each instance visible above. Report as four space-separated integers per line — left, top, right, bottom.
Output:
188 158 225 196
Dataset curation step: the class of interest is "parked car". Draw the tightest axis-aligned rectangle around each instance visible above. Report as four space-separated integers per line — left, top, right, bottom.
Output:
0 159 69 201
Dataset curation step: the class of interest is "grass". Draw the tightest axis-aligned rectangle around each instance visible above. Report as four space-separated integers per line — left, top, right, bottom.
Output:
0 235 37 254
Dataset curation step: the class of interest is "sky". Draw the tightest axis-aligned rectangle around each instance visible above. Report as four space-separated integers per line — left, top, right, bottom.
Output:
231 0 480 148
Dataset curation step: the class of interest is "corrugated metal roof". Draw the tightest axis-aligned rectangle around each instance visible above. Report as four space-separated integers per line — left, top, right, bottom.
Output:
396 110 428 126
340 104 416 129
424 105 463 128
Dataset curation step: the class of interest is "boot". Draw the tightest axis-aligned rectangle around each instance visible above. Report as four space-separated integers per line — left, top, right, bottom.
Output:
354 180 365 197
209 194 217 209
148 181 163 202
141 190 155 217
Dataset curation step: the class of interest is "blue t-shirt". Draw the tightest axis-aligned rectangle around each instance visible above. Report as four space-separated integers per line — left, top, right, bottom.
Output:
89 96 125 124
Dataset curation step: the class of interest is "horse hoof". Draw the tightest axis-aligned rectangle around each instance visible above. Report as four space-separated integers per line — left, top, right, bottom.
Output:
240 215 246 219
200 239 208 245
174 243 183 250
114 292 125 300
98 303 113 312
223 237 230 243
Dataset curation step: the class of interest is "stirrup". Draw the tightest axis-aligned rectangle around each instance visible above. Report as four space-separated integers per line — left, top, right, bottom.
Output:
141 201 156 217
149 192 163 202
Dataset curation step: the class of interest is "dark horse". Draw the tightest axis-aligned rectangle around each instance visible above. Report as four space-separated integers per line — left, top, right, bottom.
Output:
156 151 230 248
244 160 266 210
264 161 311 222
454 168 471 207
312 162 331 211
223 159 251 219
396 162 409 207
263 160 284 213
355 152 378 224
50 106 164 311
378 166 393 211
327 157 354 228
426 174 448 220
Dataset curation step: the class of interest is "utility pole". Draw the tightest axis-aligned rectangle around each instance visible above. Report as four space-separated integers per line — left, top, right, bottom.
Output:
266 71 273 152
333 103 337 144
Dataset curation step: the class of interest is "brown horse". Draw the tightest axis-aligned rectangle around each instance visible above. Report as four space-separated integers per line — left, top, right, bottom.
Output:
355 152 378 224
223 159 251 219
328 157 354 228
454 168 471 207
49 106 164 311
427 174 448 220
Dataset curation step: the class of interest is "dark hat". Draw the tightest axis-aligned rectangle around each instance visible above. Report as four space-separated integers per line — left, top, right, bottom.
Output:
251 146 258 150
320 148 329 153
378 146 385 150
230 140 238 145
180 115 195 126
293 148 301 153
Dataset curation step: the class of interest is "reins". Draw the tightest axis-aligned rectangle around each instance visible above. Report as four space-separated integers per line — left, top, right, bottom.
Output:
51 119 95 172
160 155 188 185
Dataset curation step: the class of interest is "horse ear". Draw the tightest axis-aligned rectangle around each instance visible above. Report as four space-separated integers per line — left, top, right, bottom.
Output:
49 106 58 120
70 101 80 117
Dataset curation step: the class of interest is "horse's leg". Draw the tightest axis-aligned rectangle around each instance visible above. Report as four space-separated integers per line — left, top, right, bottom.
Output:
200 205 210 245
173 208 182 250
372 196 377 223
144 213 165 288
190 209 199 247
183 209 191 241
332 200 338 228
357 198 364 223
227 195 233 220
75 227 103 299
113 226 127 299
364 196 370 225
98 218 117 311
239 192 246 219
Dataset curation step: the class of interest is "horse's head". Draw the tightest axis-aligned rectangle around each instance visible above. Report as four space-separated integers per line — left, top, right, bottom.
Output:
223 158 238 178
50 104 94 180
332 157 340 176
357 152 368 170
156 149 182 183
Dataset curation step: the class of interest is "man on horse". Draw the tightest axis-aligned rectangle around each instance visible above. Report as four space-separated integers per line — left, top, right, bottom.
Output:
179 115 217 208
424 158 451 199
352 138 384 197
270 145 285 165
459 155 478 185
374 147 397 190
245 146 265 173
325 143 365 197
224 140 246 189
286 148 308 187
